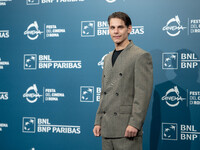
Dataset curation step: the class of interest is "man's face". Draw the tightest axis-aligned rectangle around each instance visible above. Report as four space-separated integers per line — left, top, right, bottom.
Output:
109 18 132 45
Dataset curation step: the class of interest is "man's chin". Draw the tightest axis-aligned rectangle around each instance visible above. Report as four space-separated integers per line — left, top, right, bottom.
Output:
113 40 122 44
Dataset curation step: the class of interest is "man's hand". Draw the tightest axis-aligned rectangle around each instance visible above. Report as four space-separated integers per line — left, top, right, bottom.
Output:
124 125 138 137
93 125 101 136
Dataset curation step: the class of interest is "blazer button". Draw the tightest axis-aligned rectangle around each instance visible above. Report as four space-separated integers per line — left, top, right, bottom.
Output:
104 75 105 77
119 73 122 76
103 111 106 114
115 93 119 96
104 92 107 95
114 112 117 116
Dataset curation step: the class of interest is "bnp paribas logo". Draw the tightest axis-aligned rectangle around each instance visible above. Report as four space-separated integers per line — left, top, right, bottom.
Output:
24 54 37 70
0 30 9 38
162 123 178 140
0 92 8 100
162 53 178 69
22 117 36 133
81 21 95 37
26 0 40 5
80 86 94 102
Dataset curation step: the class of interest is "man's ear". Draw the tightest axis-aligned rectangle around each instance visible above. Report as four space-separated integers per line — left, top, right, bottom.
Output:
128 25 132 34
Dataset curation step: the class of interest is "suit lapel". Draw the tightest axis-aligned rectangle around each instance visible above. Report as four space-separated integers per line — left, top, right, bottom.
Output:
104 51 114 87
106 51 113 71
104 41 135 91
104 50 123 91
113 41 134 68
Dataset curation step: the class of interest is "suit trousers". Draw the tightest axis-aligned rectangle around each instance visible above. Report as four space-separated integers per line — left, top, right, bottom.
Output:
102 136 143 150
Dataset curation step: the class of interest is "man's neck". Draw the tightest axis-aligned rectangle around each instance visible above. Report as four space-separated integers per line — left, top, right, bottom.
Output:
115 39 130 51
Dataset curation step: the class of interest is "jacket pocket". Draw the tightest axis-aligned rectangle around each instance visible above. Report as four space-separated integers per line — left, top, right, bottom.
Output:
119 105 132 114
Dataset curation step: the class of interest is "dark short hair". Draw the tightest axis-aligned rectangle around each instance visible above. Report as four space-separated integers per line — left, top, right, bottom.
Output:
108 12 132 27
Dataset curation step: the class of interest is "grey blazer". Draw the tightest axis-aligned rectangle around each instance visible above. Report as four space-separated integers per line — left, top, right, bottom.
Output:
94 41 153 138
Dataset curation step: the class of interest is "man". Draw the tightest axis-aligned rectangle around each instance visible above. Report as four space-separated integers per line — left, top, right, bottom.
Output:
93 12 153 150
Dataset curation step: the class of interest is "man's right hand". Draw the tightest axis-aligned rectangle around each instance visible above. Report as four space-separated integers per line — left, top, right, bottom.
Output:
93 125 101 136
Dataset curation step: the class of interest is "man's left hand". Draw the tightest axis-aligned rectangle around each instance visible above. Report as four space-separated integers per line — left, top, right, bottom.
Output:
124 125 138 137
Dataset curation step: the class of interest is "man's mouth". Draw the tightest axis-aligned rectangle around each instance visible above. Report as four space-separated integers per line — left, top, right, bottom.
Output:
113 36 121 38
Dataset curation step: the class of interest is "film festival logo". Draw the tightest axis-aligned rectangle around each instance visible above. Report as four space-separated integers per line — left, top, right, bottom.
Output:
0 57 10 69
189 91 200 105
190 19 200 34
162 15 186 37
105 0 126 3
0 123 8 132
0 0 12 6
163 15 200 35
22 117 81 134
24 21 65 40
0 92 8 101
162 85 200 107
162 123 178 140
24 21 43 40
106 0 116 3
23 84 42 103
0 30 9 38
162 122 200 141
98 54 108 69
23 84 65 103
161 86 186 107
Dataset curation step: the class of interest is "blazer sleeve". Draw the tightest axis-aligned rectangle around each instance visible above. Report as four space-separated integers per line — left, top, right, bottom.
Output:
128 52 153 130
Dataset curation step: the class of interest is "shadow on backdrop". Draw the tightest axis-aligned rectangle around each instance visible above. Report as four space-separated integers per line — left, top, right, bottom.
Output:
150 48 200 150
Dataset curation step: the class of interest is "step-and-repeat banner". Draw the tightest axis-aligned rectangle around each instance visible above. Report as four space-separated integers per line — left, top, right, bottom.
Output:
1 0 200 150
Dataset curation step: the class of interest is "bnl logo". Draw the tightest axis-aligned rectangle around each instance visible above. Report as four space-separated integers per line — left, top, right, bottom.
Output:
162 53 178 69
24 54 37 70
162 123 178 140
80 86 94 102
22 117 36 133
26 0 40 5
81 21 95 37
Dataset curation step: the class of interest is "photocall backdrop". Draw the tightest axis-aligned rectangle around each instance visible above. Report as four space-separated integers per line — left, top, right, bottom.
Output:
0 0 200 150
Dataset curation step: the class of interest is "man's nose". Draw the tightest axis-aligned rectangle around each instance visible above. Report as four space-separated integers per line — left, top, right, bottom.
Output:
114 28 119 33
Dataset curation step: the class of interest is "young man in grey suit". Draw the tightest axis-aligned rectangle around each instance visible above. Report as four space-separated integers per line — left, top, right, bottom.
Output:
93 12 153 150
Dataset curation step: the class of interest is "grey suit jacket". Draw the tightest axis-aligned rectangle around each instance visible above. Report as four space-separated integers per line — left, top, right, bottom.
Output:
94 41 153 138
